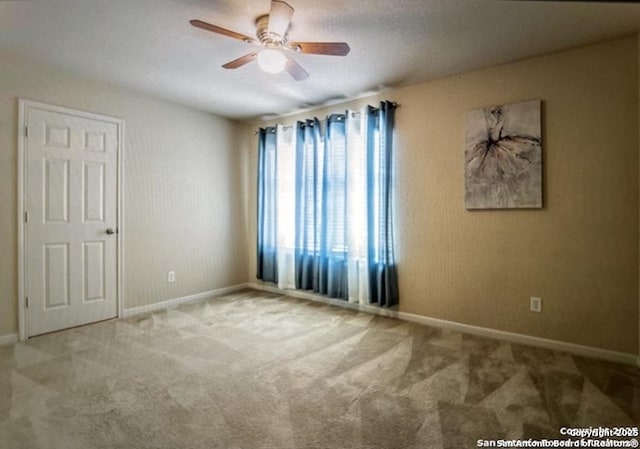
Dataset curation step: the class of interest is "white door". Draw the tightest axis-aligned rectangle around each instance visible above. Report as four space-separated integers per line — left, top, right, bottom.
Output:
24 104 120 337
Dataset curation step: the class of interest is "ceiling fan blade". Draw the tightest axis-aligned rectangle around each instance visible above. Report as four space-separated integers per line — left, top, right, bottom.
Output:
285 58 309 81
268 0 294 37
190 19 255 43
288 42 350 56
222 53 258 69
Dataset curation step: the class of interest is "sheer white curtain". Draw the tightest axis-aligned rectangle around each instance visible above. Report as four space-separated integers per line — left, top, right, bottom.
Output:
276 124 296 290
346 110 369 305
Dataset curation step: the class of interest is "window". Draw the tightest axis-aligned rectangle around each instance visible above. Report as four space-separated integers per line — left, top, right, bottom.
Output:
257 101 399 307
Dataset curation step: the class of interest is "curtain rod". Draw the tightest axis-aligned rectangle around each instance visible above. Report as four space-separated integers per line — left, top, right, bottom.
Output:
251 102 400 135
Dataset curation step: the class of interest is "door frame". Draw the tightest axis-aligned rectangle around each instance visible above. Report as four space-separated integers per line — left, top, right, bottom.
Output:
17 99 125 340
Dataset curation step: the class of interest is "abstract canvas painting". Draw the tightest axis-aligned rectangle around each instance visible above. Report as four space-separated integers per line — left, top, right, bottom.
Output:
465 100 542 209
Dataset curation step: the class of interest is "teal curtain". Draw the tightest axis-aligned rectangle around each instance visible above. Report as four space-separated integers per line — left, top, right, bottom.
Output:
366 101 399 307
294 115 348 299
256 127 278 283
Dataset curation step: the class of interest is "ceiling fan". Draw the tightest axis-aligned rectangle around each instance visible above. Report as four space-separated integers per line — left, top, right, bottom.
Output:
190 0 350 81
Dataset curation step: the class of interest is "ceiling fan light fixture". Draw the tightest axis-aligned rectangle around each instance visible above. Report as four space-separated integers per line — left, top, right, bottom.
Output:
257 48 287 74
190 0 350 81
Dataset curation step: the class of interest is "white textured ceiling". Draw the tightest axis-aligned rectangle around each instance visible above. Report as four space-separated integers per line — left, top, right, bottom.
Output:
1 0 640 121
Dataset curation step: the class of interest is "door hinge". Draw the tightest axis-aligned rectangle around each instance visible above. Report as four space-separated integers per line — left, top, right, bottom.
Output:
25 297 29 308
24 211 28 223
24 126 28 138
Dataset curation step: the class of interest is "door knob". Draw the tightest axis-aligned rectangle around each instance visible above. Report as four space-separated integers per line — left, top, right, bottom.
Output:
106 228 115 235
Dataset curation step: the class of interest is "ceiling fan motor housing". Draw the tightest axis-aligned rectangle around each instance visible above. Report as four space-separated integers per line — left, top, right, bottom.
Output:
256 15 287 47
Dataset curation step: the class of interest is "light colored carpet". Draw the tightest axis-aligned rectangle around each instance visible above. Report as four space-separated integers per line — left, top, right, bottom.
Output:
0 289 638 449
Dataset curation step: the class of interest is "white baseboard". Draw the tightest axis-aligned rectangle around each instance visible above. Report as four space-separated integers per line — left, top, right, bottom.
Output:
249 281 398 316
396 310 637 366
248 282 638 366
0 333 18 346
122 283 250 318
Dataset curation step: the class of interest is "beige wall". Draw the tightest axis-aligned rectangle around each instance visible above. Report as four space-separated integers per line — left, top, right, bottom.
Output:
0 52 248 337
245 36 639 354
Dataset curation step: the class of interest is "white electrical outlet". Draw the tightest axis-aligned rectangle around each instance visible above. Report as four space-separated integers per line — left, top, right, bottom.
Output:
530 297 542 313
167 271 176 283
